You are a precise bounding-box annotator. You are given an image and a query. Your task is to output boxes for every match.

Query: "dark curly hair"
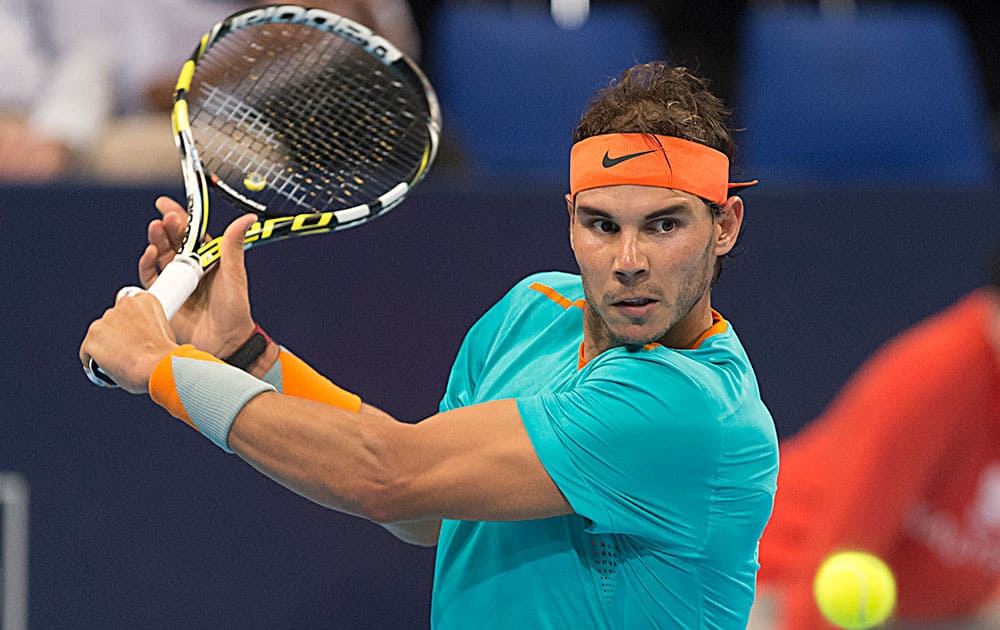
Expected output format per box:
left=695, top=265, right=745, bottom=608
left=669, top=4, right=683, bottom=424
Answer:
left=573, top=62, right=735, bottom=158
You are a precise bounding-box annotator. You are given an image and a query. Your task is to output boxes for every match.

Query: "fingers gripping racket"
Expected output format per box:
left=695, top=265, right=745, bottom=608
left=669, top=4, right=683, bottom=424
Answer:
left=86, top=4, right=440, bottom=387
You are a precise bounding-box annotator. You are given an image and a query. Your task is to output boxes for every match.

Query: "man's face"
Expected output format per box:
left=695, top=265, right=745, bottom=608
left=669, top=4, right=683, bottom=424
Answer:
left=568, top=185, right=741, bottom=352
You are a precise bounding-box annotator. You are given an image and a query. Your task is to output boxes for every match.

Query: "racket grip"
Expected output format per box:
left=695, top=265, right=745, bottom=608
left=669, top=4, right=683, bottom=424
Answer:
left=84, top=257, right=205, bottom=388
left=145, top=256, right=205, bottom=319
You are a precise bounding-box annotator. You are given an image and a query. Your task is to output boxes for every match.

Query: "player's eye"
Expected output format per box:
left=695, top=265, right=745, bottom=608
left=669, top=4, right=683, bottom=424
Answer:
left=590, top=219, right=618, bottom=233
left=650, top=218, right=678, bottom=233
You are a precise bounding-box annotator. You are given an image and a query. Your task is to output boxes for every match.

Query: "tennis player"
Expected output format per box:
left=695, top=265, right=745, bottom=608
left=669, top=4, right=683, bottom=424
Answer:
left=80, top=62, right=778, bottom=628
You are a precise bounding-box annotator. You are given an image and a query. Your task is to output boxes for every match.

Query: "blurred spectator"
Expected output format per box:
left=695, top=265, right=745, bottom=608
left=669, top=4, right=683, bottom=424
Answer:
left=0, top=0, right=233, bottom=181
left=0, top=0, right=420, bottom=183
left=749, top=251, right=1000, bottom=628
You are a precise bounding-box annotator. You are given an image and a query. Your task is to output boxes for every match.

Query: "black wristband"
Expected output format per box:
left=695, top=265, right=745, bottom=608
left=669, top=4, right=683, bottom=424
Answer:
left=223, top=324, right=272, bottom=371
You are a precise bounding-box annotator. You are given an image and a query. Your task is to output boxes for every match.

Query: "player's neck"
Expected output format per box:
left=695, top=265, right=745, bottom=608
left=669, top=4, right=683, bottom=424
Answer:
left=655, top=293, right=715, bottom=350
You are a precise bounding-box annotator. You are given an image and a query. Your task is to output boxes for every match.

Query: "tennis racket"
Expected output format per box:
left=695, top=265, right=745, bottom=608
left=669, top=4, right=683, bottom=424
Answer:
left=85, top=4, right=440, bottom=387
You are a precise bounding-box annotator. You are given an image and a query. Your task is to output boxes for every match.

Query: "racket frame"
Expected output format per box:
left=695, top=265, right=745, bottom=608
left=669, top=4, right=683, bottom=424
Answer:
left=173, top=4, right=440, bottom=274
left=84, top=4, right=440, bottom=387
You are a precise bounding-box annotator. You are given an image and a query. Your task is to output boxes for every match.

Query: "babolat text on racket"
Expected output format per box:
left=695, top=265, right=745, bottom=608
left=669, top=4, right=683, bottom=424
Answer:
left=85, top=4, right=440, bottom=387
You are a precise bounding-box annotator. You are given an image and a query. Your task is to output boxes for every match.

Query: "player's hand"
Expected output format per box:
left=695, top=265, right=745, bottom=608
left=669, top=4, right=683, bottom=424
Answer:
left=79, top=292, right=178, bottom=394
left=139, top=196, right=258, bottom=358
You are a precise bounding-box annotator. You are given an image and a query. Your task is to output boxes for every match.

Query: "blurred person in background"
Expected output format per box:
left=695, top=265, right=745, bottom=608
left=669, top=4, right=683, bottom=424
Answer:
left=0, top=0, right=420, bottom=182
left=749, top=247, right=1000, bottom=629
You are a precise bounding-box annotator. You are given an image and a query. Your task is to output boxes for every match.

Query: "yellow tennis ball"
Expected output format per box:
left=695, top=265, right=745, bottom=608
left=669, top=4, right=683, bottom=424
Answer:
left=814, top=551, right=896, bottom=629
left=244, top=172, right=267, bottom=192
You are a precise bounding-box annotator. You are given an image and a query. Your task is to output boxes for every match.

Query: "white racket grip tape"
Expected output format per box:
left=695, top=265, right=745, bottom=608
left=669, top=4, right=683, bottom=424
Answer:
left=85, top=256, right=204, bottom=387
left=143, top=256, right=205, bottom=319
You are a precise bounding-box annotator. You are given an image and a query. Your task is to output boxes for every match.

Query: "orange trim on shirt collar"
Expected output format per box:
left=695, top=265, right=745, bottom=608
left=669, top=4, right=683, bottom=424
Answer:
left=530, top=282, right=728, bottom=365
left=689, top=310, right=729, bottom=349
left=581, top=310, right=728, bottom=366
left=529, top=282, right=586, bottom=310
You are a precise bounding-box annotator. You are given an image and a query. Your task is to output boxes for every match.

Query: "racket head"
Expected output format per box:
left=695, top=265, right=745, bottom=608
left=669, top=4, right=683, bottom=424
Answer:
left=172, top=5, right=441, bottom=265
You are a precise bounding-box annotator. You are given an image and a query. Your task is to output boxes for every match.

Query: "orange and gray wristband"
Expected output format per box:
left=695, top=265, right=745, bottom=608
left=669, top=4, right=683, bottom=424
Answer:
left=260, top=347, right=362, bottom=412
left=223, top=325, right=362, bottom=413
left=150, top=344, right=363, bottom=452
left=149, top=345, right=275, bottom=452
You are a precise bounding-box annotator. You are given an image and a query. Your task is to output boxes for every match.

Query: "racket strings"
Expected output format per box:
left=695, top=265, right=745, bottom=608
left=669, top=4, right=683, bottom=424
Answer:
left=264, top=32, right=427, bottom=201
left=188, top=22, right=430, bottom=216
left=192, top=25, right=326, bottom=211
left=305, top=53, right=426, bottom=197
left=197, top=86, right=284, bottom=174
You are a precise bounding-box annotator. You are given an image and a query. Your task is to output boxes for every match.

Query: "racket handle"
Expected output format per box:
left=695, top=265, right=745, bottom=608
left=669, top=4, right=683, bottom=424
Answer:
left=85, top=257, right=205, bottom=388
left=144, top=256, right=205, bottom=319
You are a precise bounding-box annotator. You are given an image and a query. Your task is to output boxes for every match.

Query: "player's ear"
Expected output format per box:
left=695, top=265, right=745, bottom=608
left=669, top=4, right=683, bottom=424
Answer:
left=714, top=196, right=744, bottom=256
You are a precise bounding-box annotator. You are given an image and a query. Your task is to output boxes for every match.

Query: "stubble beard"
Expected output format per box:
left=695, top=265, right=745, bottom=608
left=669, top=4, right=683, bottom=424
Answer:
left=583, top=238, right=716, bottom=351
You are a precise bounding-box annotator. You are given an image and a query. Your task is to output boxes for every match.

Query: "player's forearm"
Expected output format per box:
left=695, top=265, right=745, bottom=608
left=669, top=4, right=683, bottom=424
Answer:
left=250, top=346, right=436, bottom=542
left=146, top=345, right=417, bottom=522
left=229, top=396, right=441, bottom=547
left=228, top=391, right=415, bottom=523
left=148, top=347, right=569, bottom=527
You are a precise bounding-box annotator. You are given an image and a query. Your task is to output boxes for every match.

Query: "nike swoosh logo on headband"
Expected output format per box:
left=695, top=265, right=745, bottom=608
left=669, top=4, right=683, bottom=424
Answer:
left=602, top=149, right=656, bottom=168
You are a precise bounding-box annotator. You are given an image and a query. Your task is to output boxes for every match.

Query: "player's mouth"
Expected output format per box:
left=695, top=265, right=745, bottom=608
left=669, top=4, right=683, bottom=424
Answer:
left=611, top=296, right=658, bottom=318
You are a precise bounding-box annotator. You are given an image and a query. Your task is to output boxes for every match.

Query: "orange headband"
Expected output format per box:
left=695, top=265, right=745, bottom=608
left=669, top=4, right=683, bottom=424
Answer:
left=569, top=133, right=757, bottom=204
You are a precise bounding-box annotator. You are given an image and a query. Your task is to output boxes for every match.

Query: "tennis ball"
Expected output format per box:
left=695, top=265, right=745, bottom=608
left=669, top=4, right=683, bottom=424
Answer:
left=244, top=172, right=267, bottom=192
left=814, top=551, right=896, bottom=629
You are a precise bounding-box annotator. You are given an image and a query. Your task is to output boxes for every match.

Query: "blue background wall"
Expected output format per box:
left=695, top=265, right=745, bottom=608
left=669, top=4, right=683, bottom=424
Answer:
left=2, top=176, right=999, bottom=627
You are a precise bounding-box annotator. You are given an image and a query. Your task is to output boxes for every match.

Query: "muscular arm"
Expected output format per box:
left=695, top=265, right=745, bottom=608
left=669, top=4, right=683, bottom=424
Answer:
left=245, top=346, right=468, bottom=546
left=228, top=394, right=572, bottom=531
left=84, top=209, right=571, bottom=545
left=344, top=401, right=441, bottom=547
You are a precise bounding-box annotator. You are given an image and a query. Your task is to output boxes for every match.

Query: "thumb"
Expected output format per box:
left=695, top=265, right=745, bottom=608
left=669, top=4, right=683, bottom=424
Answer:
left=219, top=214, right=258, bottom=275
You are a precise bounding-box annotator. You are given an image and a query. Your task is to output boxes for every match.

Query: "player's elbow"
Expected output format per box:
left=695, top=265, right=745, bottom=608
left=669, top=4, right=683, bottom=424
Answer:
left=342, top=423, right=425, bottom=525
left=355, top=459, right=433, bottom=525
left=352, top=475, right=423, bottom=525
